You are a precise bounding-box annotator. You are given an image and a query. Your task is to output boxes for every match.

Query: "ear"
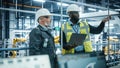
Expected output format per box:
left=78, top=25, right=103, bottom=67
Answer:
left=68, top=13, right=72, bottom=17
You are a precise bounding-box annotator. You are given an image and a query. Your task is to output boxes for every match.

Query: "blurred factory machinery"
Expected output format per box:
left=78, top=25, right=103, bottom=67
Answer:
left=0, top=0, right=120, bottom=68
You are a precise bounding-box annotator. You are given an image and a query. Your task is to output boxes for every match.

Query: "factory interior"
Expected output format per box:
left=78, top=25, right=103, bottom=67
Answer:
left=0, top=0, right=120, bottom=68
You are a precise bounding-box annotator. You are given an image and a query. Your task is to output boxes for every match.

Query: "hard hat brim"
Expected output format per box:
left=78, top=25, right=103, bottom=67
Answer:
left=40, top=14, right=52, bottom=17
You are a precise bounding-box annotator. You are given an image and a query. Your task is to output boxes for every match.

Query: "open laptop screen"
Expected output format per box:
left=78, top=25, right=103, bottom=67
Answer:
left=68, top=33, right=87, bottom=45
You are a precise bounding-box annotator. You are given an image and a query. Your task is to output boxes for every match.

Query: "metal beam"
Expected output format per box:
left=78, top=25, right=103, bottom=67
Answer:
left=4, top=2, right=41, bottom=9
left=81, top=11, right=119, bottom=18
left=59, top=0, right=108, bottom=10
left=0, top=7, right=36, bottom=14
left=0, top=8, right=119, bottom=18
left=0, top=47, right=30, bottom=51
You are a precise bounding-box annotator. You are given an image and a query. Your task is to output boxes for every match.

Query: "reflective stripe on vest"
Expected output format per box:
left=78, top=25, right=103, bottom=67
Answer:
left=62, top=22, right=93, bottom=54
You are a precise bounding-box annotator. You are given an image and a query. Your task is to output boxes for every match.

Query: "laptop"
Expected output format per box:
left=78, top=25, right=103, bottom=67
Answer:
left=68, top=33, right=86, bottom=46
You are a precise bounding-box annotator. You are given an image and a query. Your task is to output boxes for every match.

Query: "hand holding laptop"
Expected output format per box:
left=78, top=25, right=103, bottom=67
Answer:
left=65, top=44, right=78, bottom=50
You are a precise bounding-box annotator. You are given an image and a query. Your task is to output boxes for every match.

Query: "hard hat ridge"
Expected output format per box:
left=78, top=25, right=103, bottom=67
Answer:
left=66, top=4, right=80, bottom=13
left=35, top=8, right=52, bottom=22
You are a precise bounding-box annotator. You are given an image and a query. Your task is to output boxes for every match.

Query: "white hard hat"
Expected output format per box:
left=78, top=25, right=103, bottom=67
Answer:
left=66, top=4, right=80, bottom=13
left=35, top=8, right=52, bottom=22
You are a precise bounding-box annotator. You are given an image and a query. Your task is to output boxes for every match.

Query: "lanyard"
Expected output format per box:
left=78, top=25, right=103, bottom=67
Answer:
left=72, top=24, right=79, bottom=33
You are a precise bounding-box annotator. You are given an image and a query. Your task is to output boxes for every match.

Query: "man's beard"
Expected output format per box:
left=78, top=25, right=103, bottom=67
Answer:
left=71, top=16, right=79, bottom=23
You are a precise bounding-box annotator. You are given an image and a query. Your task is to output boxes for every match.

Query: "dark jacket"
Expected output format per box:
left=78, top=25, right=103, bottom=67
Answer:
left=29, top=25, right=57, bottom=68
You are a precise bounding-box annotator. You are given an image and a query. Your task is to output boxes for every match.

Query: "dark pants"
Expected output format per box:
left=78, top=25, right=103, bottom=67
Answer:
left=50, top=55, right=58, bottom=68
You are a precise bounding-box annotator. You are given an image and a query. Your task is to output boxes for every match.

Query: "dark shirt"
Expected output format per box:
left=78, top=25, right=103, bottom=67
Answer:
left=89, top=21, right=105, bottom=34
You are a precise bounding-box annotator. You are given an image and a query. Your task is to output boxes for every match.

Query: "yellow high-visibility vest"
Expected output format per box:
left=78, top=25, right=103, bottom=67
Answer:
left=62, top=21, right=93, bottom=54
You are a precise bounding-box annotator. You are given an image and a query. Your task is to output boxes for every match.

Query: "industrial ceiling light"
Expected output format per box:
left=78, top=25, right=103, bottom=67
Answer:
left=57, top=2, right=69, bottom=6
left=26, top=16, right=30, bottom=18
left=115, top=9, right=120, bottom=11
left=34, top=0, right=46, bottom=3
left=88, top=8, right=96, bottom=11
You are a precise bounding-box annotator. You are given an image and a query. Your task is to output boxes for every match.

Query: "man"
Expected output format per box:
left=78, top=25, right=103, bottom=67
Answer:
left=29, top=8, right=57, bottom=68
left=62, top=4, right=111, bottom=54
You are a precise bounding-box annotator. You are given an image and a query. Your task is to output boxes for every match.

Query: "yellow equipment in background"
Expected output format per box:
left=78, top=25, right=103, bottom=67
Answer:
left=103, top=37, right=119, bottom=55
left=10, top=38, right=26, bottom=58
left=103, top=45, right=113, bottom=55
left=54, top=36, right=59, bottom=44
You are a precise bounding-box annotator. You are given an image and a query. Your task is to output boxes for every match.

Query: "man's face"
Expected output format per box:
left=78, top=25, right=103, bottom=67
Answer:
left=39, top=16, right=51, bottom=27
left=68, top=11, right=79, bottom=22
